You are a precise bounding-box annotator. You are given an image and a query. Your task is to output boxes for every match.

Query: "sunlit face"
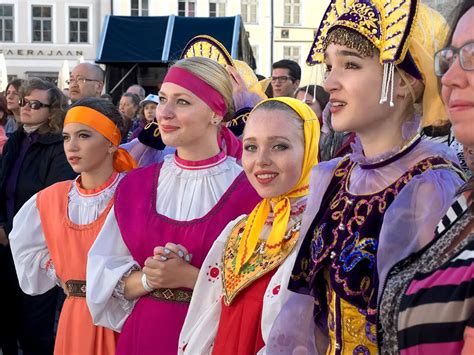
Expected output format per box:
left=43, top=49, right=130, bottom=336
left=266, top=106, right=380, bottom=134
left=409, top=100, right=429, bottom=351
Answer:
left=296, top=91, right=323, bottom=118
left=156, top=82, right=216, bottom=149
left=63, top=122, right=115, bottom=174
left=119, top=96, right=138, bottom=120
left=143, top=102, right=157, bottom=122
left=323, top=44, right=395, bottom=134
left=242, top=109, right=304, bottom=199
left=271, top=68, right=299, bottom=97
left=20, top=89, right=50, bottom=126
left=441, top=8, right=474, bottom=147
left=69, top=64, right=103, bottom=102
left=6, top=85, right=20, bottom=112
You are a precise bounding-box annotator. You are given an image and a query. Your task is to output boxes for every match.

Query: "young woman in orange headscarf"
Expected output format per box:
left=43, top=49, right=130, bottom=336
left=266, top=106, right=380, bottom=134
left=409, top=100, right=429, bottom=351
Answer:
left=9, top=97, right=136, bottom=355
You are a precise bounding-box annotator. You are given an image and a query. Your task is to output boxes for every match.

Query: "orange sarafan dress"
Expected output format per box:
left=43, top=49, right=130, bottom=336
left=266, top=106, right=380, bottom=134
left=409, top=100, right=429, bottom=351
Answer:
left=9, top=175, right=120, bottom=355
left=37, top=180, right=118, bottom=354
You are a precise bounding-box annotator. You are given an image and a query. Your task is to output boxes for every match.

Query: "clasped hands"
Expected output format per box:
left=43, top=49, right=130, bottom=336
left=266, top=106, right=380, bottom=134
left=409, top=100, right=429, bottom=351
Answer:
left=142, top=242, right=198, bottom=290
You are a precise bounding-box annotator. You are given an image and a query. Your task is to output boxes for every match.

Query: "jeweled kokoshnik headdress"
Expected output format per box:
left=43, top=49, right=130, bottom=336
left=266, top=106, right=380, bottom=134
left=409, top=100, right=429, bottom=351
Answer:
left=180, top=35, right=270, bottom=100
left=307, top=0, right=449, bottom=127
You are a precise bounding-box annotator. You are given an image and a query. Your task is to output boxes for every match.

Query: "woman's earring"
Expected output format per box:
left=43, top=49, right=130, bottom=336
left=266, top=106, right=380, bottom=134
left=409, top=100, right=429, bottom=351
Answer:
left=211, top=113, right=221, bottom=125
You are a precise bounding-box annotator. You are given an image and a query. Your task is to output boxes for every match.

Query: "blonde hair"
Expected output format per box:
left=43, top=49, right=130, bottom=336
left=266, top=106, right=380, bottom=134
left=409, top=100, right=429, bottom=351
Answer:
left=173, top=57, right=235, bottom=122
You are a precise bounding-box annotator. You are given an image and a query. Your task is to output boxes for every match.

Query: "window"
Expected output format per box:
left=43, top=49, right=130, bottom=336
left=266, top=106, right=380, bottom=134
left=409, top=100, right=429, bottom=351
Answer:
left=209, top=0, right=225, bottom=17
left=69, top=7, right=88, bottom=43
left=131, top=0, right=149, bottom=16
left=178, top=0, right=195, bottom=17
left=283, top=46, right=300, bottom=64
left=0, top=5, right=13, bottom=42
left=284, top=0, right=300, bottom=25
left=32, top=6, right=52, bottom=42
left=241, top=0, right=257, bottom=24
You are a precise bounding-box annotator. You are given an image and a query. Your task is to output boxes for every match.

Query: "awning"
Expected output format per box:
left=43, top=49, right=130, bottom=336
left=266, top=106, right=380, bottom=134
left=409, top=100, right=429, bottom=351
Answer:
left=96, top=15, right=255, bottom=68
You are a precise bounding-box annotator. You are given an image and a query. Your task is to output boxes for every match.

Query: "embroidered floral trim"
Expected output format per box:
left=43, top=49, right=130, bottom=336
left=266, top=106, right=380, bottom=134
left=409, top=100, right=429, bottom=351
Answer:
left=291, top=155, right=456, bottom=326
left=264, top=199, right=307, bottom=226
left=222, top=217, right=301, bottom=305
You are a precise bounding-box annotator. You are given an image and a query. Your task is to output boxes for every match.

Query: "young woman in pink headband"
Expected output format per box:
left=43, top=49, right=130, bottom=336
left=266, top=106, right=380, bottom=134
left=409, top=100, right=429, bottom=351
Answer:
left=86, top=57, right=260, bottom=355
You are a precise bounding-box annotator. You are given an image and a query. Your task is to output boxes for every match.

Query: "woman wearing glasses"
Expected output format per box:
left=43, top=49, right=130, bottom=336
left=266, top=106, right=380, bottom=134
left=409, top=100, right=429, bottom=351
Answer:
left=378, top=1, right=474, bottom=353
left=0, top=78, right=76, bottom=354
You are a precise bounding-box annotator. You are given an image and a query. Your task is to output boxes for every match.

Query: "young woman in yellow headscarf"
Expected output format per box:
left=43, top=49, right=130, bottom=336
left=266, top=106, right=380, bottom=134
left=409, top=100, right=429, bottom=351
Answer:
left=179, top=97, right=319, bottom=354
left=9, top=97, right=136, bottom=355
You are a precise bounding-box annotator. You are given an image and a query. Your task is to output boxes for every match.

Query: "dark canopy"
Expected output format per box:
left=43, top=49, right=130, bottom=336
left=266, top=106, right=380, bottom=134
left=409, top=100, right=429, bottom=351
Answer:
left=96, top=15, right=255, bottom=68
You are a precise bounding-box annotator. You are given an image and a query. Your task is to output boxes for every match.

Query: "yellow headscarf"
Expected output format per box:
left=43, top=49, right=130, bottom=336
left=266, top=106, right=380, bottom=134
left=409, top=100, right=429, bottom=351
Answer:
left=234, top=97, right=320, bottom=274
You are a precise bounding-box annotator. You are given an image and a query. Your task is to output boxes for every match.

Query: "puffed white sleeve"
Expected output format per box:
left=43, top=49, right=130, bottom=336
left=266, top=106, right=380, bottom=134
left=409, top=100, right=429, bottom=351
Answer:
left=9, top=194, right=57, bottom=295
left=178, top=215, right=246, bottom=354
left=86, top=206, right=140, bottom=332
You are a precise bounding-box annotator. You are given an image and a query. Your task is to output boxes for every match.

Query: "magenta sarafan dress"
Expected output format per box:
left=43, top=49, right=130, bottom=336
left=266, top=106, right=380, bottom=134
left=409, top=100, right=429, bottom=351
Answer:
left=113, top=162, right=260, bottom=355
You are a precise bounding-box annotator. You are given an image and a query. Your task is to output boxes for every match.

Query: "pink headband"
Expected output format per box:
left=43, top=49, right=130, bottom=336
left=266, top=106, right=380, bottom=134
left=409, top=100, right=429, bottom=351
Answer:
left=163, top=66, right=227, bottom=117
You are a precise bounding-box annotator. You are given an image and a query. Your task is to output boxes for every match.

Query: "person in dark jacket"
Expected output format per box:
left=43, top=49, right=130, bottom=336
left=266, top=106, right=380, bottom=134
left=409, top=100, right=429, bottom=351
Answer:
left=0, top=78, right=76, bottom=355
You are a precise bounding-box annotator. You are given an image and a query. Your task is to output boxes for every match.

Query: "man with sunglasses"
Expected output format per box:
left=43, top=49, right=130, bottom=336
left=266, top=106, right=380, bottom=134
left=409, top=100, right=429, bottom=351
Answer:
left=270, top=59, right=301, bottom=98
left=67, top=63, right=104, bottom=103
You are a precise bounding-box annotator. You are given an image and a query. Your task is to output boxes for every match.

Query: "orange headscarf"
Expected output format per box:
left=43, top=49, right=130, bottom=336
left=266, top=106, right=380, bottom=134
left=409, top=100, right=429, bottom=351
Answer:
left=64, top=106, right=137, bottom=172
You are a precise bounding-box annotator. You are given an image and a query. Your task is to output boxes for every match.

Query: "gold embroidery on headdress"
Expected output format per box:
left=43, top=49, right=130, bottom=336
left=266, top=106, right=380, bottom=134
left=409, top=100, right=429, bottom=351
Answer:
left=180, top=35, right=269, bottom=99
left=307, top=0, right=449, bottom=125
left=325, top=27, right=376, bottom=58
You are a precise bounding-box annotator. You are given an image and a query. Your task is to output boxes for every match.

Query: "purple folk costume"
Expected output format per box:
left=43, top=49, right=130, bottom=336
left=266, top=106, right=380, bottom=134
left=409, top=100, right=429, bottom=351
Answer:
left=266, top=137, right=465, bottom=354
left=264, top=1, right=465, bottom=353
left=87, top=153, right=260, bottom=355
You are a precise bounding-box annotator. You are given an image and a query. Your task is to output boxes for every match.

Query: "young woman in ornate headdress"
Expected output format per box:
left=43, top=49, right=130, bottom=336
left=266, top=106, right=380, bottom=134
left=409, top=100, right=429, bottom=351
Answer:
left=86, top=57, right=261, bottom=355
left=9, top=98, right=136, bottom=354
left=178, top=97, right=319, bottom=354
left=266, top=1, right=466, bottom=354
left=378, top=1, right=474, bottom=353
